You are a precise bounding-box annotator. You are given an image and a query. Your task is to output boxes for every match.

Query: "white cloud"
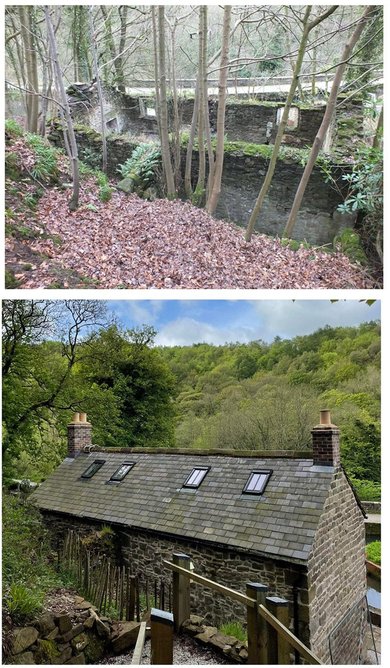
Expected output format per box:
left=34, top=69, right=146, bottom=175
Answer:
left=155, top=317, right=256, bottom=347
left=248, top=300, right=380, bottom=340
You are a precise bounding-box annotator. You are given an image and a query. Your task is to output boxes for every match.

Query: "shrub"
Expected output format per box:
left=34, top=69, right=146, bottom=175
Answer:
left=25, top=133, right=59, bottom=182
left=366, top=541, right=381, bottom=565
left=219, top=621, right=247, bottom=642
left=118, top=143, right=161, bottom=193
left=349, top=477, right=381, bottom=501
left=5, top=119, right=24, bottom=138
left=2, top=494, right=61, bottom=622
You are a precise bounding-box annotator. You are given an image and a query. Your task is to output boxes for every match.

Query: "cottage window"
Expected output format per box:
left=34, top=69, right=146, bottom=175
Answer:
left=81, top=459, right=105, bottom=479
left=243, top=470, right=272, bottom=495
left=108, top=462, right=135, bottom=483
left=183, top=467, right=210, bottom=489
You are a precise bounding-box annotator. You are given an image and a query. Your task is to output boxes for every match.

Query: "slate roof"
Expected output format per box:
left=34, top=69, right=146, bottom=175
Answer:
left=31, top=450, right=336, bottom=564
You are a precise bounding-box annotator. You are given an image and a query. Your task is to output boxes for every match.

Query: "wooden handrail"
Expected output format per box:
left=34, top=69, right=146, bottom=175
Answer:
left=258, top=604, right=321, bottom=664
left=163, top=560, right=256, bottom=607
left=163, top=559, right=322, bottom=665
left=131, top=621, right=147, bottom=665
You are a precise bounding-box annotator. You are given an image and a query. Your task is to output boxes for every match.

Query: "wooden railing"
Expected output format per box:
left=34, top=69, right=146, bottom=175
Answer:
left=164, top=554, right=322, bottom=665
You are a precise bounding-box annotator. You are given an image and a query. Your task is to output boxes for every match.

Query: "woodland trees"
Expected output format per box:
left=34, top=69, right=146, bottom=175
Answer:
left=4, top=6, right=383, bottom=264
left=3, top=304, right=380, bottom=500
left=2, top=301, right=176, bottom=479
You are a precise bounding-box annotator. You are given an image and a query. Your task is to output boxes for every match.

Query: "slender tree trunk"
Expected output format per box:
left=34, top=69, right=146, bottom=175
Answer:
left=201, top=8, right=214, bottom=198
left=195, top=6, right=207, bottom=204
left=372, top=106, right=383, bottom=149
left=184, top=82, right=199, bottom=198
left=170, top=20, right=181, bottom=189
left=115, top=6, right=128, bottom=92
left=206, top=6, right=232, bottom=215
left=245, top=5, right=338, bottom=242
left=19, top=6, right=39, bottom=132
left=89, top=6, right=107, bottom=173
left=283, top=6, right=373, bottom=238
left=151, top=7, right=161, bottom=138
left=156, top=6, right=176, bottom=199
left=45, top=6, right=80, bottom=211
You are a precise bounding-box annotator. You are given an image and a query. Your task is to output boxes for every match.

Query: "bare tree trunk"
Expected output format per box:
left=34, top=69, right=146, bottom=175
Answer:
left=169, top=19, right=181, bottom=189
left=245, top=6, right=338, bottom=242
left=19, top=6, right=39, bottom=132
left=373, top=106, right=383, bottom=149
left=195, top=6, right=207, bottom=205
left=88, top=6, right=107, bottom=173
left=184, top=82, right=199, bottom=199
left=45, top=6, right=80, bottom=211
left=151, top=7, right=161, bottom=138
left=156, top=6, right=176, bottom=199
left=206, top=6, right=232, bottom=215
left=283, top=6, right=373, bottom=238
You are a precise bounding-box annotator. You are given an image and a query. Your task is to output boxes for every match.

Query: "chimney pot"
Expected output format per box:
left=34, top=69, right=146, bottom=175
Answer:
left=320, top=409, right=331, bottom=426
left=68, top=412, right=92, bottom=457
left=311, top=410, right=340, bottom=467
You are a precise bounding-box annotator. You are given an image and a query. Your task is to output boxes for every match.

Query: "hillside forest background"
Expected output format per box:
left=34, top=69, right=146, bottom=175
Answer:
left=2, top=300, right=380, bottom=502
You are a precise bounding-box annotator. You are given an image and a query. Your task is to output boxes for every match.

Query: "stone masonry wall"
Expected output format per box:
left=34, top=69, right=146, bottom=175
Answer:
left=40, top=511, right=310, bottom=644
left=307, top=469, right=367, bottom=664
left=51, top=125, right=352, bottom=246
left=120, top=528, right=310, bottom=641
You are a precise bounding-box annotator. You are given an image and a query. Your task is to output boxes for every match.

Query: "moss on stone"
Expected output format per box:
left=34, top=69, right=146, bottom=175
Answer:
left=34, top=639, right=60, bottom=663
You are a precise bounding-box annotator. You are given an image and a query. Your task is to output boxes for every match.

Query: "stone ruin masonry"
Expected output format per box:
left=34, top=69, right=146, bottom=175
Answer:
left=48, top=123, right=354, bottom=246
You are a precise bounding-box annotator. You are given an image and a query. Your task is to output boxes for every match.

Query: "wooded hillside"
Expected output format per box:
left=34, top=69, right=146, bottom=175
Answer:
left=2, top=301, right=380, bottom=499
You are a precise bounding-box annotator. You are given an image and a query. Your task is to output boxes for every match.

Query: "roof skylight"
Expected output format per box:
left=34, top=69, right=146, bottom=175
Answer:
left=183, top=467, right=210, bottom=489
left=81, top=459, right=105, bottom=479
left=243, top=470, right=272, bottom=495
left=108, top=462, right=135, bottom=483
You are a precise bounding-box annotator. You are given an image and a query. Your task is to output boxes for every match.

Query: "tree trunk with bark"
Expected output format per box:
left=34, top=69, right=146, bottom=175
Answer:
left=245, top=5, right=338, bottom=242
left=206, top=6, right=232, bottom=215
left=156, top=6, right=176, bottom=199
left=283, top=6, right=373, bottom=239
left=18, top=6, right=39, bottom=132
left=45, top=6, right=80, bottom=211
left=88, top=6, right=107, bottom=173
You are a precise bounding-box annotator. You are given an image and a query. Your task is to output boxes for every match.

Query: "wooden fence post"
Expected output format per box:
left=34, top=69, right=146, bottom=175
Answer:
left=150, top=608, right=174, bottom=665
left=172, top=553, right=191, bottom=631
left=246, top=582, right=269, bottom=664
left=266, top=596, right=291, bottom=664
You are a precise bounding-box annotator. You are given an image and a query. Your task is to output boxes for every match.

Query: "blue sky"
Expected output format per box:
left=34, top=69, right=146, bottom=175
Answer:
left=107, top=300, right=380, bottom=346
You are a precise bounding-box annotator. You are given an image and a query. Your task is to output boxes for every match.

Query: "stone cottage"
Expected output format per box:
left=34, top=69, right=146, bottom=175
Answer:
left=32, top=410, right=367, bottom=664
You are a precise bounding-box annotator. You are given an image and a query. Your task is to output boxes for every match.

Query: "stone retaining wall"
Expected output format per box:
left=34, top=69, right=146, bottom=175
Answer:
left=49, top=124, right=353, bottom=245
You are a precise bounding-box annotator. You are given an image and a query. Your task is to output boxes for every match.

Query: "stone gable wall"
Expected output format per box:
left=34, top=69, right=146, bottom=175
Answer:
left=307, top=469, right=367, bottom=663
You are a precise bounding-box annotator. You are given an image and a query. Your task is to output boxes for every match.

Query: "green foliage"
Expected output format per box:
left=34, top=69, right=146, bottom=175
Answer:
left=158, top=322, right=380, bottom=488
left=5, top=269, right=21, bottom=288
left=350, top=477, right=381, bottom=501
left=337, top=147, right=383, bottom=216
left=366, top=541, right=381, bottom=565
left=219, top=621, right=247, bottom=642
left=25, top=133, right=59, bottom=182
left=2, top=494, right=62, bottom=622
left=5, top=119, right=24, bottom=137
left=99, top=183, right=113, bottom=202
left=79, top=146, right=101, bottom=171
left=118, top=143, right=162, bottom=193
left=333, top=228, right=368, bottom=265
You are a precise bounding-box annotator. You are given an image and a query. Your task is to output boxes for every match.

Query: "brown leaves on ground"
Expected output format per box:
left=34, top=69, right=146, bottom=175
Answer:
left=8, top=180, right=373, bottom=289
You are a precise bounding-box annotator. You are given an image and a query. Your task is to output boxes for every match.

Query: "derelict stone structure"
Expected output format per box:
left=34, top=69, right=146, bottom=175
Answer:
left=32, top=410, right=367, bottom=664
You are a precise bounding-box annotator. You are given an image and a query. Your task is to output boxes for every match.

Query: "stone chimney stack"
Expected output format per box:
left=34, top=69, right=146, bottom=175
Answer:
left=311, top=409, right=340, bottom=467
left=67, top=412, right=92, bottom=458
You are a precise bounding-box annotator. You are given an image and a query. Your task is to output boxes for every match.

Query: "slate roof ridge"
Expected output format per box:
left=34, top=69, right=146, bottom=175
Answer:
left=94, top=447, right=313, bottom=459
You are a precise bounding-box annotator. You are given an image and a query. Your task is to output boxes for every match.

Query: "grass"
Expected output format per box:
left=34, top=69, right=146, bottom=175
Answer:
left=2, top=493, right=63, bottom=622
left=366, top=541, right=381, bottom=565
left=219, top=620, right=247, bottom=642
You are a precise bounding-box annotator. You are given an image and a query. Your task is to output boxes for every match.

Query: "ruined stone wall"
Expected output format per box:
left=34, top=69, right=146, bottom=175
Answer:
left=49, top=125, right=352, bottom=245
left=307, top=469, right=367, bottom=664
